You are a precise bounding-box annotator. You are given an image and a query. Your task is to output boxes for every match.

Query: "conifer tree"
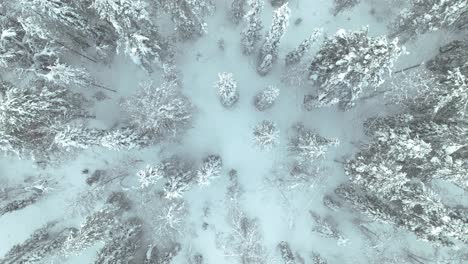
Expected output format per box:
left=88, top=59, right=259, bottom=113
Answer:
left=308, top=28, right=401, bottom=110
left=257, top=3, right=290, bottom=76
left=240, top=0, right=264, bottom=55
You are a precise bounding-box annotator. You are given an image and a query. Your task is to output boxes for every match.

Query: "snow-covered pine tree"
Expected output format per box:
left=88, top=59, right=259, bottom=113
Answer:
left=0, top=176, right=55, bottom=217
left=37, top=60, right=94, bottom=88
left=90, top=0, right=170, bottom=72
left=0, top=14, right=39, bottom=69
left=240, top=0, right=264, bottom=55
left=308, top=28, right=401, bottom=110
left=153, top=199, right=187, bottom=236
left=309, top=211, right=347, bottom=243
left=231, top=0, right=247, bottom=25
left=220, top=209, right=268, bottom=264
left=277, top=241, right=296, bottom=264
left=216, top=72, right=239, bottom=108
left=137, top=164, right=165, bottom=189
left=94, top=217, right=143, bottom=264
left=285, top=29, right=322, bottom=66
left=331, top=0, right=360, bottom=16
left=121, top=81, right=193, bottom=142
left=197, top=154, right=223, bottom=186
left=254, top=85, right=280, bottom=111
left=53, top=126, right=146, bottom=152
left=288, top=123, right=339, bottom=165
left=426, top=38, right=468, bottom=77
left=0, top=80, right=85, bottom=158
left=389, top=0, right=468, bottom=43
left=270, top=0, right=288, bottom=7
left=161, top=156, right=196, bottom=199
left=157, top=0, right=214, bottom=40
left=144, top=242, right=182, bottom=264
left=257, top=3, right=290, bottom=76
left=0, top=221, right=76, bottom=264
left=19, top=0, right=90, bottom=47
left=63, top=208, right=120, bottom=255
left=253, top=120, right=280, bottom=150
left=311, top=252, right=328, bottom=264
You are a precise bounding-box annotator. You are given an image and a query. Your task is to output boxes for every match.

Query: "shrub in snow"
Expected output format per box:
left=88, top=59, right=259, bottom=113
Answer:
left=257, top=3, right=290, bottom=75
left=389, top=0, right=468, bottom=43
left=241, top=0, right=264, bottom=55
left=216, top=72, right=239, bottom=108
left=331, top=0, right=360, bottom=16
left=308, top=28, right=402, bottom=110
left=254, top=85, right=280, bottom=111
left=197, top=154, right=223, bottom=186
left=253, top=120, right=280, bottom=150
left=121, top=81, right=193, bottom=142
left=285, top=28, right=322, bottom=66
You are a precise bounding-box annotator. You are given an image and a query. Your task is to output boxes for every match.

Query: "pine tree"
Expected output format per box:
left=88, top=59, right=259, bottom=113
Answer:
left=311, top=252, right=328, bottom=264
left=257, top=3, right=290, bottom=76
left=331, top=0, right=360, bottom=16
left=308, top=28, right=401, bottom=110
left=94, top=217, right=143, bottom=264
left=285, top=29, right=322, bottom=66
left=157, top=0, right=214, bottom=40
left=253, top=120, right=280, bottom=150
left=288, top=123, right=339, bottom=165
left=90, top=0, right=170, bottom=72
left=197, top=154, right=223, bottom=186
left=0, top=81, right=85, bottom=158
left=240, top=0, right=264, bottom=55
left=144, top=242, right=181, bottom=264
left=136, top=164, right=165, bottom=189
left=0, top=176, right=55, bottom=217
left=426, top=38, right=468, bottom=77
left=0, top=221, right=76, bottom=264
left=121, top=81, right=193, bottom=142
left=389, top=0, right=468, bottom=43
left=277, top=241, right=296, bottom=264
left=216, top=72, right=239, bottom=108
left=270, top=0, right=288, bottom=7
left=309, top=211, right=347, bottom=243
left=254, top=85, right=280, bottom=111
left=53, top=126, right=146, bottom=151
left=161, top=156, right=196, bottom=199
left=230, top=0, right=247, bottom=25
